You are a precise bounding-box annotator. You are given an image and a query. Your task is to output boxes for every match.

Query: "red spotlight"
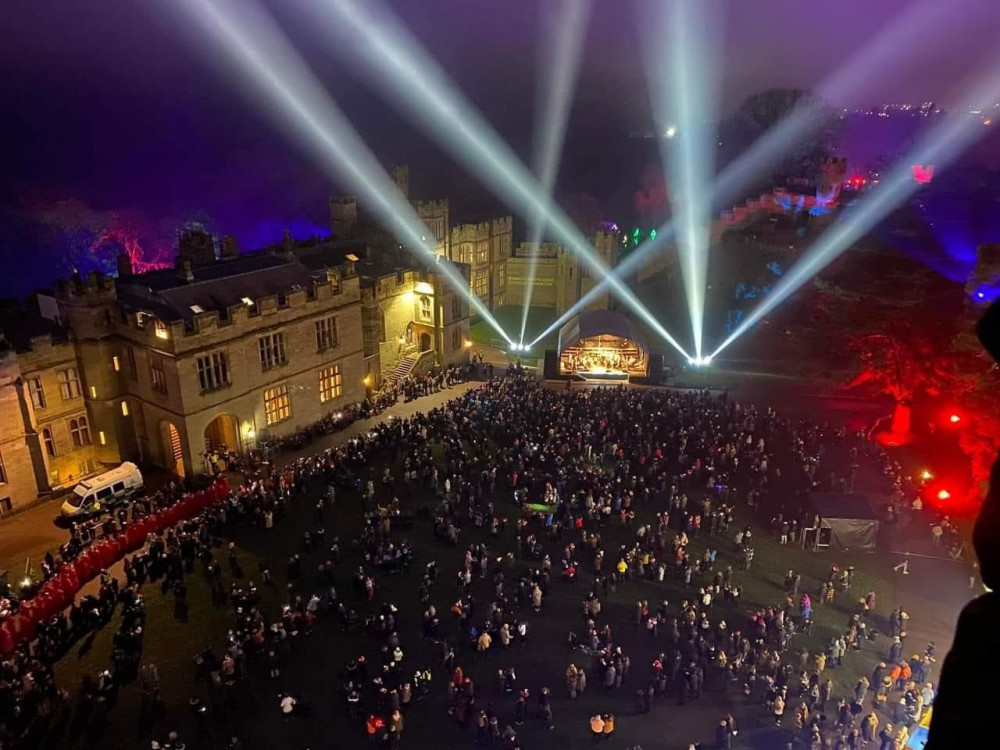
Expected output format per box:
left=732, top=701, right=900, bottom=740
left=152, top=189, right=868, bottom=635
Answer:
left=949, top=414, right=961, bottom=424
left=937, top=489, right=951, bottom=501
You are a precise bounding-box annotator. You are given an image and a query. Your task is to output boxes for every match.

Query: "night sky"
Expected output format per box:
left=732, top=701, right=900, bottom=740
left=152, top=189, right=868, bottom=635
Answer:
left=1, top=0, right=998, bottom=293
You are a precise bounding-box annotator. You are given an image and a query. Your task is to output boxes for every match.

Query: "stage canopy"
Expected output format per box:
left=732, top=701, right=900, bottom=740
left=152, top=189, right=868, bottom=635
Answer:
left=558, top=310, right=648, bottom=354
left=810, top=492, right=880, bottom=552
left=556, top=310, right=650, bottom=380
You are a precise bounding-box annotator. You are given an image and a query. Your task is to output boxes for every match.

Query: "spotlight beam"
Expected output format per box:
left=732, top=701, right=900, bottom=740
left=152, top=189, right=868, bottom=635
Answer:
left=309, top=0, right=691, bottom=361
left=170, top=0, right=513, bottom=345
left=535, top=0, right=964, bottom=346
left=520, top=0, right=592, bottom=346
left=643, top=0, right=721, bottom=359
left=711, top=66, right=1000, bottom=359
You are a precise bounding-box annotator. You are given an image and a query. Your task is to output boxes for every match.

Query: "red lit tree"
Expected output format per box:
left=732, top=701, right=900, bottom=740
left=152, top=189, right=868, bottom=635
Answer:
left=812, top=257, right=963, bottom=445
left=948, top=319, right=1000, bottom=492
left=841, top=332, right=948, bottom=445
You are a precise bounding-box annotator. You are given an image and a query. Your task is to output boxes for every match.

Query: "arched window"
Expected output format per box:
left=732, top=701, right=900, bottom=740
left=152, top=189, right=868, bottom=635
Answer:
left=419, top=295, right=432, bottom=320
left=69, top=416, right=91, bottom=447
left=42, top=427, right=56, bottom=457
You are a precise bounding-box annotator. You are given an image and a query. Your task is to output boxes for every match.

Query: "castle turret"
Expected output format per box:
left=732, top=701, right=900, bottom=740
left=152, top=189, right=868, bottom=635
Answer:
left=330, top=196, right=359, bottom=237
left=177, top=229, right=217, bottom=266
left=391, top=165, right=410, bottom=199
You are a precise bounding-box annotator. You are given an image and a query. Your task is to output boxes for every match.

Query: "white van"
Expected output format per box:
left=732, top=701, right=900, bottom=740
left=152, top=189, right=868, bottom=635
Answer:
left=61, top=462, right=144, bottom=518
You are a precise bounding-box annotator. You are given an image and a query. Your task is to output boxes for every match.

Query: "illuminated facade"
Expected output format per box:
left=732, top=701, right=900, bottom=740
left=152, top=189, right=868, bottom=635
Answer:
left=0, top=316, right=104, bottom=514
left=449, top=217, right=514, bottom=310
left=56, top=242, right=365, bottom=482
left=0, top=235, right=367, bottom=511
left=356, top=261, right=471, bottom=389
left=503, top=229, right=620, bottom=315
left=295, top=240, right=471, bottom=390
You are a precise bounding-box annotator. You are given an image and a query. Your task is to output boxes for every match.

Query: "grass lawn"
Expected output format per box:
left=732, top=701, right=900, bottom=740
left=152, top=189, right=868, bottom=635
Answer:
left=470, top=305, right=559, bottom=353
left=32, top=384, right=964, bottom=750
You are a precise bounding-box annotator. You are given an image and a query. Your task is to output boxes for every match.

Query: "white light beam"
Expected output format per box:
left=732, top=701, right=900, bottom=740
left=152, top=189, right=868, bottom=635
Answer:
left=170, top=0, right=513, bottom=345
left=309, top=0, right=691, bottom=360
left=712, top=64, right=1000, bottom=359
left=643, top=0, right=722, bottom=359
left=535, top=0, right=963, bottom=346
left=520, top=0, right=592, bottom=346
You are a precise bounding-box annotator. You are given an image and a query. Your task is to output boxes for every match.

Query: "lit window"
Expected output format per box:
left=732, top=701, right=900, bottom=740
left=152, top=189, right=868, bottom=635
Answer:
left=242, top=297, right=254, bottom=306
left=154, top=319, right=169, bottom=339
left=190, top=305, right=205, bottom=314
left=89, top=385, right=97, bottom=399
left=319, top=365, right=343, bottom=403
left=419, top=295, right=432, bottom=321
left=99, top=431, right=106, bottom=445
left=473, top=271, right=488, bottom=300
left=121, top=401, right=129, bottom=416
left=112, top=356, right=121, bottom=372
left=264, top=384, right=291, bottom=425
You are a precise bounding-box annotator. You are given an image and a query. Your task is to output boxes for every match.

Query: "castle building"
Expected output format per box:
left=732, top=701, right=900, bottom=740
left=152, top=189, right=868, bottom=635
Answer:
left=448, top=217, right=514, bottom=310
left=0, top=306, right=103, bottom=513
left=0, top=232, right=368, bottom=513
left=503, top=229, right=620, bottom=316
left=294, top=240, right=471, bottom=390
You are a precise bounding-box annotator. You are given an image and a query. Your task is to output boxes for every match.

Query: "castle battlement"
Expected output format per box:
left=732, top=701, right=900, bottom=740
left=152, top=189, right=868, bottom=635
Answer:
left=415, top=198, right=449, bottom=213
left=54, top=271, right=117, bottom=303
left=491, top=216, right=513, bottom=235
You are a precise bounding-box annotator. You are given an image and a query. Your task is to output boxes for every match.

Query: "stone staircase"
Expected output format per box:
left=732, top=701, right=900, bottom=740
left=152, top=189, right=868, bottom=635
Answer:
left=387, top=354, right=418, bottom=387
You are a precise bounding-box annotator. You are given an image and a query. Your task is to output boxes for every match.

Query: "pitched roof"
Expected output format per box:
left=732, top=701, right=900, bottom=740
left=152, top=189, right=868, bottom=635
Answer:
left=117, top=254, right=320, bottom=322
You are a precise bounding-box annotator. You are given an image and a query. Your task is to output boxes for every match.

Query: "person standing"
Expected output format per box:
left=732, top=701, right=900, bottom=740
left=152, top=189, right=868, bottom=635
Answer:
left=389, top=708, right=404, bottom=749
left=477, top=630, right=492, bottom=660
left=590, top=714, right=605, bottom=743
left=862, top=711, right=879, bottom=743
left=602, top=714, right=615, bottom=742
left=538, top=687, right=554, bottom=730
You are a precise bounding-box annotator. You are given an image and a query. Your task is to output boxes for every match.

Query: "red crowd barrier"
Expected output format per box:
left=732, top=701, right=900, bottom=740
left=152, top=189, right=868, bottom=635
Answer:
left=0, top=479, right=230, bottom=654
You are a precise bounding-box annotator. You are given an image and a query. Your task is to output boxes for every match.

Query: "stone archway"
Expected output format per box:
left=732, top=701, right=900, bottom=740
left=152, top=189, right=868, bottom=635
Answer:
left=159, top=420, right=186, bottom=478
left=419, top=331, right=432, bottom=352
left=204, top=414, right=241, bottom=455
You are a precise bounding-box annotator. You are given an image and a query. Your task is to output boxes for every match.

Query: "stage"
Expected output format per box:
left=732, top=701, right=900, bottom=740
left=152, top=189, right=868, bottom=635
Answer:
left=557, top=310, right=649, bottom=382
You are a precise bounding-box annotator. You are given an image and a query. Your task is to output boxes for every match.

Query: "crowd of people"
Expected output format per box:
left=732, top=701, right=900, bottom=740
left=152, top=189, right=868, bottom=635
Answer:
left=1, top=369, right=959, bottom=749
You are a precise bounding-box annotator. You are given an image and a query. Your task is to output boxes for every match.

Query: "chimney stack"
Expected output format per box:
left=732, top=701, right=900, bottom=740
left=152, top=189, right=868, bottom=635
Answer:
left=116, top=252, right=133, bottom=278
left=220, top=235, right=239, bottom=259
left=176, top=258, right=194, bottom=283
